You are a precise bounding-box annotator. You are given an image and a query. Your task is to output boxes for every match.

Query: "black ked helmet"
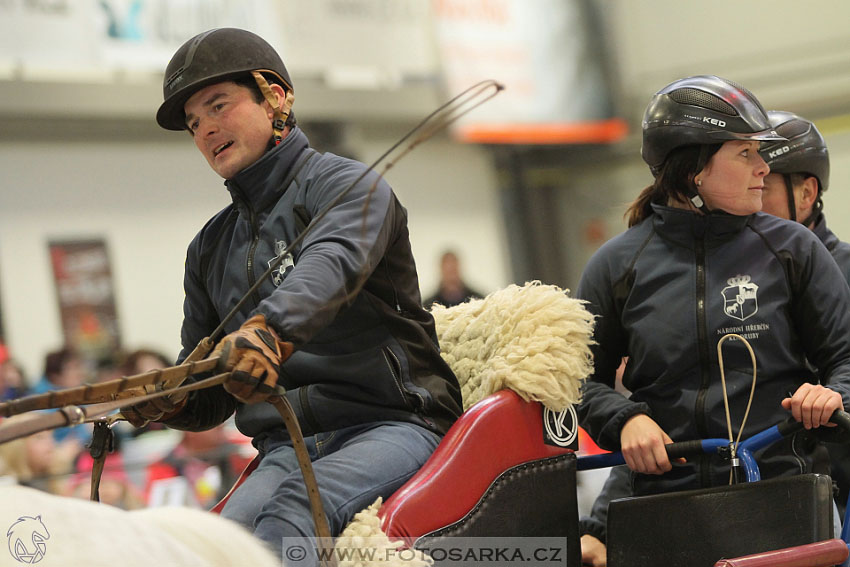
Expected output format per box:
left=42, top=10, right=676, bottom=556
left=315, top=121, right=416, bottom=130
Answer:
left=759, top=111, right=829, bottom=192
left=156, top=28, right=293, bottom=131
left=642, top=75, right=785, bottom=175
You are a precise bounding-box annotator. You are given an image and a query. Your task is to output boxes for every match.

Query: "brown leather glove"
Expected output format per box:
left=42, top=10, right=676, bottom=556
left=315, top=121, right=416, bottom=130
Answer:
left=212, top=314, right=294, bottom=404
left=117, top=384, right=188, bottom=428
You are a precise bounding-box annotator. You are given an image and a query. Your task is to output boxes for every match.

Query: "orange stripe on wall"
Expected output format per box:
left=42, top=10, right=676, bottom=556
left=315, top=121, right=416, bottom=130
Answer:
left=456, top=118, right=629, bottom=144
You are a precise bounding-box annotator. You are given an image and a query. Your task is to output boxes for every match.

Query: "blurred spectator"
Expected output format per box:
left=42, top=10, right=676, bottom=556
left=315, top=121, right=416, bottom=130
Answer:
left=423, top=250, right=483, bottom=309
left=32, top=347, right=88, bottom=392
left=119, top=348, right=171, bottom=377
left=67, top=452, right=144, bottom=510
left=118, top=348, right=172, bottom=437
left=1, top=359, right=29, bottom=401
left=144, top=424, right=248, bottom=509
left=0, top=428, right=80, bottom=494
left=94, top=352, right=125, bottom=384
left=31, top=347, right=92, bottom=445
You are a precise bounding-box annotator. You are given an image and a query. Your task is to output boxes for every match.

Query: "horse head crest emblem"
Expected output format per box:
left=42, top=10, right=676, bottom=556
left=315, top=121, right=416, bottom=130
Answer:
left=7, top=515, right=50, bottom=564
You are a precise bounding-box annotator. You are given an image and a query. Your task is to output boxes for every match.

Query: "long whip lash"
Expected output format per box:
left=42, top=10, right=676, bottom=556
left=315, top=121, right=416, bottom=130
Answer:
left=211, top=79, right=503, bottom=338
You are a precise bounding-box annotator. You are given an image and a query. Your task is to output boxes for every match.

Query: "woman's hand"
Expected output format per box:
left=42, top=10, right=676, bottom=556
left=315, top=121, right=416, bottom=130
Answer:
left=619, top=414, right=676, bottom=474
left=580, top=534, right=607, bottom=566
left=781, top=383, right=844, bottom=429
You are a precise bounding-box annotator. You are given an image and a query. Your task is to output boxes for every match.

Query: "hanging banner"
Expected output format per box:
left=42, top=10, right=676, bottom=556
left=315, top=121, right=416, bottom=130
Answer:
left=0, top=0, right=281, bottom=74
left=95, top=0, right=282, bottom=71
left=432, top=0, right=627, bottom=144
left=48, top=239, right=121, bottom=362
left=280, top=0, right=436, bottom=85
left=0, top=0, right=100, bottom=71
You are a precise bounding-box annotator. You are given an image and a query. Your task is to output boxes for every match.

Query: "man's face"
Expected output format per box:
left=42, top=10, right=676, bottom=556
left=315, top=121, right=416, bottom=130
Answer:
left=761, top=172, right=793, bottom=220
left=184, top=81, right=274, bottom=179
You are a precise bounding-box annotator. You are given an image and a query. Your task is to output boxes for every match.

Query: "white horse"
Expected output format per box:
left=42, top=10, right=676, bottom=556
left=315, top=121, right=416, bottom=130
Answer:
left=0, top=484, right=279, bottom=567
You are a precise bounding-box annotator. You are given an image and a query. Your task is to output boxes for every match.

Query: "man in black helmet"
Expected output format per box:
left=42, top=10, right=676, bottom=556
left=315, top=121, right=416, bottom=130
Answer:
left=122, top=28, right=462, bottom=564
left=760, top=111, right=850, bottom=282
left=760, top=111, right=850, bottom=519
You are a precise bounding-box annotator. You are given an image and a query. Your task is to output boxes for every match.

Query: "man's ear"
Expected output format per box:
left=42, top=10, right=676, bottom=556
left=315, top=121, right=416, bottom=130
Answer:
left=267, top=83, right=287, bottom=111
left=799, top=176, right=819, bottom=208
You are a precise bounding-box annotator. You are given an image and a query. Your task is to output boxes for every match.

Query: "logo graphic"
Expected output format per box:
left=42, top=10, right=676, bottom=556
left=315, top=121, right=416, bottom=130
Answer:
left=268, top=240, right=295, bottom=286
left=722, top=274, right=759, bottom=321
left=543, top=405, right=579, bottom=449
left=768, top=145, right=790, bottom=159
left=7, top=516, right=49, bottom=564
left=702, top=116, right=726, bottom=128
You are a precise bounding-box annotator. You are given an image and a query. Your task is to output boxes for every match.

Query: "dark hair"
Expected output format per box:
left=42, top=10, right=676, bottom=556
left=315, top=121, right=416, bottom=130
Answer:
left=119, top=349, right=171, bottom=376
left=627, top=143, right=722, bottom=227
left=43, top=347, right=79, bottom=381
left=233, top=74, right=297, bottom=128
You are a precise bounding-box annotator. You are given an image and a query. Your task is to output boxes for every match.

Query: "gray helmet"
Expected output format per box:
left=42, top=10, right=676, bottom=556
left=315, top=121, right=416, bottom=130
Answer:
left=156, top=28, right=293, bottom=131
left=642, top=75, right=785, bottom=174
left=759, top=111, right=829, bottom=192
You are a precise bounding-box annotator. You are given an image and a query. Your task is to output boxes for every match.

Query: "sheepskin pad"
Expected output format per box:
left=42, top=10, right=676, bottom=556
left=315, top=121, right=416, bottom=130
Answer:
left=333, top=497, right=432, bottom=566
left=333, top=281, right=594, bottom=565
left=432, top=280, right=594, bottom=411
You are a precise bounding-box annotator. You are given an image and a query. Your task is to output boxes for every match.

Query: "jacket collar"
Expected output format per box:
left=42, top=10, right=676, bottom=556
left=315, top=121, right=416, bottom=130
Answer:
left=225, top=126, right=310, bottom=211
left=811, top=213, right=838, bottom=252
left=650, top=202, right=750, bottom=247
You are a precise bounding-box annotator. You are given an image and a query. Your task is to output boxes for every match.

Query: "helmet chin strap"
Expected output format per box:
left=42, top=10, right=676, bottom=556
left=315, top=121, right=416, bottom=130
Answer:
left=252, top=70, right=294, bottom=145
left=782, top=174, right=798, bottom=222
left=785, top=173, right=822, bottom=228
left=801, top=198, right=822, bottom=228
left=689, top=178, right=712, bottom=214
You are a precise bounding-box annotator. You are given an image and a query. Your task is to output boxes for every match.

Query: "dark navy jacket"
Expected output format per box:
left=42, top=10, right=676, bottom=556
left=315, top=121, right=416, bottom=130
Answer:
left=577, top=203, right=850, bottom=495
left=166, top=127, right=462, bottom=441
left=813, top=213, right=850, bottom=286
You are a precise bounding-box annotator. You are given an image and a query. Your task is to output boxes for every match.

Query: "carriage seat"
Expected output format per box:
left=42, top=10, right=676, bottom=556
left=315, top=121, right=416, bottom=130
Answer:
left=378, top=388, right=582, bottom=566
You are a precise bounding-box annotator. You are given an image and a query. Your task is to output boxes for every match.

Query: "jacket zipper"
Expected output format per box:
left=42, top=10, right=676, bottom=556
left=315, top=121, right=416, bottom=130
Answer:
left=383, top=261, right=402, bottom=314
left=383, top=347, right=421, bottom=411
left=694, top=237, right=712, bottom=487
left=245, top=199, right=262, bottom=308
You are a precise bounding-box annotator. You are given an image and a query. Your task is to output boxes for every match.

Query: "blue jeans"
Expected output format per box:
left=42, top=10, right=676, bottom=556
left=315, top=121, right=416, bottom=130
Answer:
left=221, top=420, right=441, bottom=566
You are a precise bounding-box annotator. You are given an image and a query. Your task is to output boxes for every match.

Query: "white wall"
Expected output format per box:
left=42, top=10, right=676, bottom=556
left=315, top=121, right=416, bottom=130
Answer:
left=821, top=128, right=850, bottom=240
left=0, top=129, right=508, bottom=379
left=604, top=0, right=850, bottom=121
left=352, top=129, right=510, bottom=298
left=0, top=136, right=223, bottom=377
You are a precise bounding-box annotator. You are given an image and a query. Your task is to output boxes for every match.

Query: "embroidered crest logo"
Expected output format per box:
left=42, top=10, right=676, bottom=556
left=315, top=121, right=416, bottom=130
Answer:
left=722, top=274, right=759, bottom=321
left=7, top=516, right=49, bottom=564
left=267, top=240, right=295, bottom=287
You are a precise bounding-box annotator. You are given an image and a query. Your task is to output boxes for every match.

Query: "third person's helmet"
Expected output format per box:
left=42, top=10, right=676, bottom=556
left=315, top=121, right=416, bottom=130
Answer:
left=759, top=110, right=829, bottom=192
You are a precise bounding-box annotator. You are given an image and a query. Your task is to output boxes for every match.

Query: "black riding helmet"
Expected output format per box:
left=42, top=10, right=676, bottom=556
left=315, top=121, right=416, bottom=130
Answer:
left=642, top=75, right=785, bottom=174
left=759, top=111, right=829, bottom=191
left=156, top=28, right=293, bottom=132
left=758, top=111, right=829, bottom=224
left=641, top=75, right=785, bottom=212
